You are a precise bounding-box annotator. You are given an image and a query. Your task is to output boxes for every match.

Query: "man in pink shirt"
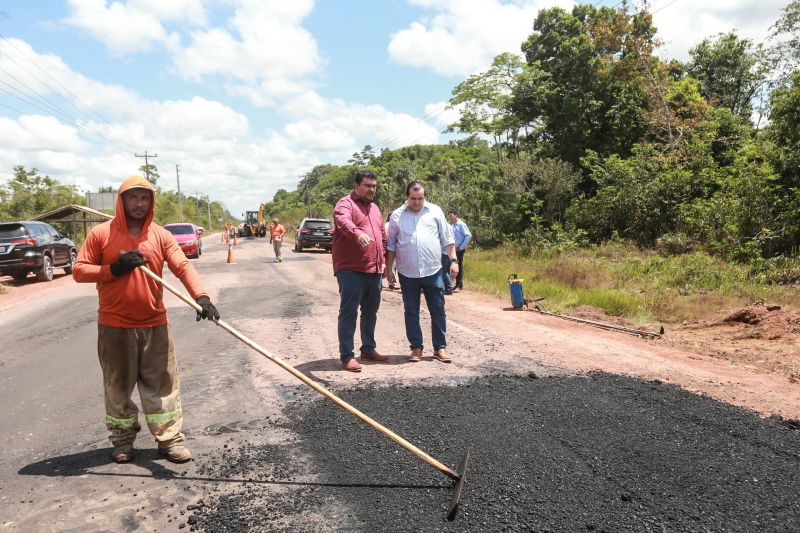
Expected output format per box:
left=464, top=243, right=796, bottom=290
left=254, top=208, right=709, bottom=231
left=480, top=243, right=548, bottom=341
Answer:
left=332, top=169, right=389, bottom=372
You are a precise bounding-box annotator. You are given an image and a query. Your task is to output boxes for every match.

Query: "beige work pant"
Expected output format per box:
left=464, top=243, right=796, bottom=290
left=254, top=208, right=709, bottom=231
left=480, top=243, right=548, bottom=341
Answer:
left=273, top=239, right=282, bottom=259
left=98, top=324, right=185, bottom=448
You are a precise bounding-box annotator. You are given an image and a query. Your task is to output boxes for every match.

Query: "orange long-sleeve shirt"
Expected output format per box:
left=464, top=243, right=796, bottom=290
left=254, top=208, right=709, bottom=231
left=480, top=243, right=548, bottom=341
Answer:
left=73, top=176, right=208, bottom=328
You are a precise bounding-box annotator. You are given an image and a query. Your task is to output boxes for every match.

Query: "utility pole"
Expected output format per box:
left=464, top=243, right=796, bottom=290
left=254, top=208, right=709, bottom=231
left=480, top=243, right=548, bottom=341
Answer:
left=135, top=150, right=158, bottom=183
left=175, top=165, right=183, bottom=222
left=300, top=174, right=310, bottom=217
left=207, top=196, right=212, bottom=230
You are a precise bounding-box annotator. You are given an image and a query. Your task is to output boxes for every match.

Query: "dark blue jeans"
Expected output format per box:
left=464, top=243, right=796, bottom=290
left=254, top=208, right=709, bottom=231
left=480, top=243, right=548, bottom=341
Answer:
left=455, top=249, right=465, bottom=288
left=398, top=270, right=447, bottom=350
left=441, top=254, right=453, bottom=292
left=336, top=270, right=382, bottom=361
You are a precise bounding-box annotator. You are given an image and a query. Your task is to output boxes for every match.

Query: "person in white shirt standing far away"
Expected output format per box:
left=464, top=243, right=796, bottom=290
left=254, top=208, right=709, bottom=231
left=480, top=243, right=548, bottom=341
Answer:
left=385, top=181, right=459, bottom=363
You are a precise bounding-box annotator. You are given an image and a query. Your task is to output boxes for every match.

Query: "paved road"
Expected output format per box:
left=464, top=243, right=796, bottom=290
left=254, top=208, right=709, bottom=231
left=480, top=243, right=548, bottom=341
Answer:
left=0, top=236, right=286, bottom=531
left=1, top=235, right=798, bottom=532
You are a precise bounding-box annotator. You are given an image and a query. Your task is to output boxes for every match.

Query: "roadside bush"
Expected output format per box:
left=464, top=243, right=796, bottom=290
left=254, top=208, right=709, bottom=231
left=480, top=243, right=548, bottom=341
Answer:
left=655, top=233, right=696, bottom=255
left=761, top=256, right=800, bottom=285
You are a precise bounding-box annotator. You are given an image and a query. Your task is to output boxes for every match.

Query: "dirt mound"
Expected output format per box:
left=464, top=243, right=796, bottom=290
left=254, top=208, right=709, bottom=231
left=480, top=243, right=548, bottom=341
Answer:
left=723, top=305, right=800, bottom=338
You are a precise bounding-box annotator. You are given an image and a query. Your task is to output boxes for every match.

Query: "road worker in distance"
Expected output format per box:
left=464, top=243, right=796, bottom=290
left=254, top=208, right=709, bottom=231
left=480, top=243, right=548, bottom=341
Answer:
left=269, top=218, right=286, bottom=263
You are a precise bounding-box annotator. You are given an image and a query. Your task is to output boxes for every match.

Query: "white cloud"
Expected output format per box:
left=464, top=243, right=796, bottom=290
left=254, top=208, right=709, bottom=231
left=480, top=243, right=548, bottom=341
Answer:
left=167, top=0, right=323, bottom=106
left=281, top=91, right=442, bottom=152
left=0, top=37, right=443, bottom=215
left=651, top=0, right=787, bottom=60
left=129, top=0, right=207, bottom=25
left=64, top=0, right=168, bottom=54
left=390, top=1, right=785, bottom=77
left=388, top=0, right=575, bottom=77
left=63, top=0, right=208, bottom=55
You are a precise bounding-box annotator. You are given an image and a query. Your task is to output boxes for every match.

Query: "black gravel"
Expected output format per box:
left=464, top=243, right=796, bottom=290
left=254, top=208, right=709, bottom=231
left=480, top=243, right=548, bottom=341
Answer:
left=189, top=373, right=800, bottom=532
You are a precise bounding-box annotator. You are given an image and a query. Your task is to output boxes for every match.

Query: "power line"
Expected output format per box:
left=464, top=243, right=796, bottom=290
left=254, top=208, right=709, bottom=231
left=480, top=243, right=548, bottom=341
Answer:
left=373, top=102, right=451, bottom=152
left=0, top=100, right=64, bottom=152
left=0, top=65, right=141, bottom=154
left=0, top=33, right=139, bottom=151
left=652, top=0, right=680, bottom=15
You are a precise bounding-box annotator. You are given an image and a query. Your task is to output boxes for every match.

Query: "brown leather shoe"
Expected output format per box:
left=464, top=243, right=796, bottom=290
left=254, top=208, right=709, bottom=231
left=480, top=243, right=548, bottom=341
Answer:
left=409, top=348, right=422, bottom=362
left=360, top=350, right=389, bottom=363
left=112, top=444, right=135, bottom=463
left=342, top=358, right=362, bottom=372
left=433, top=348, right=452, bottom=363
left=158, top=445, right=193, bottom=463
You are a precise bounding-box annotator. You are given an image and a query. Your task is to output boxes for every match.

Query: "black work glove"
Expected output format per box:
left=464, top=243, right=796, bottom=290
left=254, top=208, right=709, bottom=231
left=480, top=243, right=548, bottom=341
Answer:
left=196, top=296, right=220, bottom=321
left=110, top=250, right=147, bottom=277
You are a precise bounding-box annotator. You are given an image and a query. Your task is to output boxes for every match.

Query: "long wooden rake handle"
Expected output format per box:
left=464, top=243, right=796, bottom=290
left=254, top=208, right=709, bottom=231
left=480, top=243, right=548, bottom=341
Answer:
left=139, top=265, right=459, bottom=480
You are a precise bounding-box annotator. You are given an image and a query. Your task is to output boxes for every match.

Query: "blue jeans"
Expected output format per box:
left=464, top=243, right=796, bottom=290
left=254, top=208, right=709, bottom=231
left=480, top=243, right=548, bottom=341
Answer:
left=336, top=271, right=382, bottom=361
left=398, top=270, right=447, bottom=350
left=441, top=254, right=453, bottom=292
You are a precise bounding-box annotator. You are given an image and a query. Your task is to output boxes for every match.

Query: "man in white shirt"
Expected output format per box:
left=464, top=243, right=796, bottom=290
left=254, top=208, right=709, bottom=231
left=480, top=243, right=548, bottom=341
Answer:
left=386, top=181, right=459, bottom=363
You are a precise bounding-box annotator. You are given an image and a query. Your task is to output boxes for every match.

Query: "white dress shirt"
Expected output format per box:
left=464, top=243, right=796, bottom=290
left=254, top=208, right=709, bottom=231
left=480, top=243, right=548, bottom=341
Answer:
left=387, top=201, right=454, bottom=278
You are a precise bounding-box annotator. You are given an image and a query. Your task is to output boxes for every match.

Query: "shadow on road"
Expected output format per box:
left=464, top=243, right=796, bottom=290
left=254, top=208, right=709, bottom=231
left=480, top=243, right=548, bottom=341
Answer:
left=17, top=448, right=447, bottom=491
left=293, top=356, right=417, bottom=386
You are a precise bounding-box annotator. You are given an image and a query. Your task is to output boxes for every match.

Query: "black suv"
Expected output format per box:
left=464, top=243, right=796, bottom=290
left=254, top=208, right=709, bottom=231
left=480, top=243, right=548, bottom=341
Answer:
left=0, top=221, right=77, bottom=282
left=294, top=218, right=333, bottom=252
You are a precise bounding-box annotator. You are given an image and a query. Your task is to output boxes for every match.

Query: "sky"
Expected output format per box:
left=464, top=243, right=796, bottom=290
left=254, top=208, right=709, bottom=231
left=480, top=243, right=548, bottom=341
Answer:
left=0, top=0, right=789, bottom=217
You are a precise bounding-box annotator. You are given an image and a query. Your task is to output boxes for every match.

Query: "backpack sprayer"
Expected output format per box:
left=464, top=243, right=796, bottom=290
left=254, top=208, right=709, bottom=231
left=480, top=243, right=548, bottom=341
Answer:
left=508, top=273, right=526, bottom=309
left=507, top=273, right=662, bottom=338
left=507, top=274, right=545, bottom=310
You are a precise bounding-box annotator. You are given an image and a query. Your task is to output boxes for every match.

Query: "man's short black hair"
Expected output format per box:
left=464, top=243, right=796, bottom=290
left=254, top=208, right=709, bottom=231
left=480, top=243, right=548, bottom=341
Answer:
left=448, top=208, right=459, bottom=216
left=405, top=180, right=426, bottom=196
left=354, top=169, right=377, bottom=185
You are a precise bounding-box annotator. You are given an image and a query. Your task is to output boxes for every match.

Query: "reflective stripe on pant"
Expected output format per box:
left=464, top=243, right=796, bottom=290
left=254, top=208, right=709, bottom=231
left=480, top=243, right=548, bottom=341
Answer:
left=98, top=324, right=185, bottom=448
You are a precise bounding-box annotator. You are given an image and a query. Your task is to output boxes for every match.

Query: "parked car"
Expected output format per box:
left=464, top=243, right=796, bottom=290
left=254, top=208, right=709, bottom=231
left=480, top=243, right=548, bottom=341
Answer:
left=0, top=221, right=77, bottom=282
left=164, top=223, right=203, bottom=258
left=294, top=218, right=333, bottom=252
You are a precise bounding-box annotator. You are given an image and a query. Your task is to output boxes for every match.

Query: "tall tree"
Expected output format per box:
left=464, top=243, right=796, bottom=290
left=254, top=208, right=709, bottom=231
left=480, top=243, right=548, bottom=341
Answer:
left=517, top=3, right=657, bottom=165
left=348, top=145, right=375, bottom=166
left=771, top=0, right=800, bottom=78
left=769, top=70, right=800, bottom=187
left=138, top=164, right=160, bottom=186
left=688, top=32, right=770, bottom=118
left=447, top=52, right=532, bottom=160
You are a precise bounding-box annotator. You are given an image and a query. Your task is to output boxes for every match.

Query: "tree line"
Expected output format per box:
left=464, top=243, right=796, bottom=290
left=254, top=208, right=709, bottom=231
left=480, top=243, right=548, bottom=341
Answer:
left=265, top=1, right=800, bottom=277
left=0, top=165, right=233, bottom=243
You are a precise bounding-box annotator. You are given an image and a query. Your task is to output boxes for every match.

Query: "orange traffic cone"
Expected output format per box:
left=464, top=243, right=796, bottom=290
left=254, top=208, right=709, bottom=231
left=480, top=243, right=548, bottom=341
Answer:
left=226, top=243, right=237, bottom=264
left=233, top=233, right=238, bottom=246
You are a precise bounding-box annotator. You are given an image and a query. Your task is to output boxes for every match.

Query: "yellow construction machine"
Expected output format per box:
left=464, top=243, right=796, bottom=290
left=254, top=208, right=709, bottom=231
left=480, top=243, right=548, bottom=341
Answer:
left=240, top=203, right=267, bottom=237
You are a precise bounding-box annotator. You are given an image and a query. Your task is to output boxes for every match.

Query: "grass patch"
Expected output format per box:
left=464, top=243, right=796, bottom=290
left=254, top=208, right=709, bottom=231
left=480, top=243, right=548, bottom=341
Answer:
left=467, top=244, right=800, bottom=324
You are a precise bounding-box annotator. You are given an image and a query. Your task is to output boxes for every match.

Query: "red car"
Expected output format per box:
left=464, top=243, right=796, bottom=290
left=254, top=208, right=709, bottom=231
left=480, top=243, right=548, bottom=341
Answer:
left=164, top=223, right=203, bottom=258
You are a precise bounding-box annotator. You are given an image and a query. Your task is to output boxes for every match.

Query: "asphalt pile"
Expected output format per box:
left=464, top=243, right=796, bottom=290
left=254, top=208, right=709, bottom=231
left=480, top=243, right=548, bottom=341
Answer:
left=189, top=373, right=800, bottom=532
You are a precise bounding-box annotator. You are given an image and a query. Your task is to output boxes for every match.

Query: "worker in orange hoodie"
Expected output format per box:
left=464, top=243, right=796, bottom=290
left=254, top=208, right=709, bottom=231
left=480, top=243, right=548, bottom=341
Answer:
left=73, top=175, right=220, bottom=464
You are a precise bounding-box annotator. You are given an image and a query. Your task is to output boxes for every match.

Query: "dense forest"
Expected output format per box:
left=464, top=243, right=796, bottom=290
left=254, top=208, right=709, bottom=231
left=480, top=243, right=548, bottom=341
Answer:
left=265, top=1, right=800, bottom=276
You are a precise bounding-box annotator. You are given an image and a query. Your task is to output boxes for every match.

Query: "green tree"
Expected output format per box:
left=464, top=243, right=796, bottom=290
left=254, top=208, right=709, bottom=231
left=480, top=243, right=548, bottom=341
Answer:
left=0, top=165, right=82, bottom=220
left=768, top=70, right=800, bottom=184
left=688, top=32, right=770, bottom=118
left=348, top=145, right=375, bottom=166
left=448, top=52, right=531, bottom=160
left=139, top=164, right=160, bottom=186
left=518, top=3, right=656, bottom=165
left=771, top=0, right=800, bottom=77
